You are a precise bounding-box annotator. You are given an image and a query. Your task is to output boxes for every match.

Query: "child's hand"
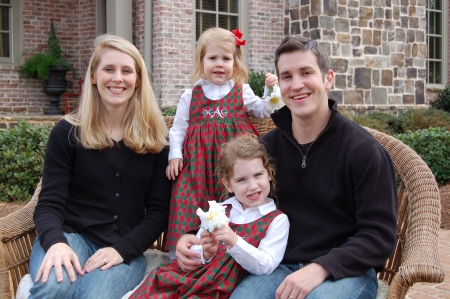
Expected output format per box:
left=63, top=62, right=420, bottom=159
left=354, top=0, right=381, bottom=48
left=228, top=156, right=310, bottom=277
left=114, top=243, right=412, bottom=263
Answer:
left=265, top=72, right=278, bottom=87
left=212, top=224, right=238, bottom=248
left=200, top=230, right=218, bottom=261
left=166, top=158, right=183, bottom=180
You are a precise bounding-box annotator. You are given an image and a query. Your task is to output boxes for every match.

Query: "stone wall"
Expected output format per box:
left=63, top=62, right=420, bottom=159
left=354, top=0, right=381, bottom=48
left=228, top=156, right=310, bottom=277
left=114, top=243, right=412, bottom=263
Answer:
left=285, top=0, right=428, bottom=109
left=0, top=115, right=61, bottom=129
left=0, top=103, right=422, bottom=130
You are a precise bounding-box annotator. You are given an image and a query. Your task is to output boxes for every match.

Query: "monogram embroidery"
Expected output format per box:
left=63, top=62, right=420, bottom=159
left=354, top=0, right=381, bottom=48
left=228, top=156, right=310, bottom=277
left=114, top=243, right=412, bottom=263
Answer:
left=203, top=107, right=228, bottom=118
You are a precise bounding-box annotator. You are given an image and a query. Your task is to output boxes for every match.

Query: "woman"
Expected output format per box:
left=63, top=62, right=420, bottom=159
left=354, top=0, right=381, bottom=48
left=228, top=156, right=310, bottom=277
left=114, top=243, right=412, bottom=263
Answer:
left=28, top=34, right=171, bottom=299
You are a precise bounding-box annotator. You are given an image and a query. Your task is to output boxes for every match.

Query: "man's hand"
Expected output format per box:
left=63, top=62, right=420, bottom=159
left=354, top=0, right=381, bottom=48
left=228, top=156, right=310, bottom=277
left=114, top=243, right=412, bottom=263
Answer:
left=176, top=234, right=202, bottom=271
left=83, top=247, right=123, bottom=273
left=275, top=263, right=330, bottom=299
left=200, top=230, right=218, bottom=261
left=166, top=158, right=183, bottom=180
left=35, top=243, right=84, bottom=284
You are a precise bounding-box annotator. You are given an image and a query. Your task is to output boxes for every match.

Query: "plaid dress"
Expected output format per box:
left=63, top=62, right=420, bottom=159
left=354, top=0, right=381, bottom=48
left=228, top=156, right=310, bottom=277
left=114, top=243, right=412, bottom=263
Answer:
left=164, top=85, right=258, bottom=251
left=131, top=206, right=283, bottom=299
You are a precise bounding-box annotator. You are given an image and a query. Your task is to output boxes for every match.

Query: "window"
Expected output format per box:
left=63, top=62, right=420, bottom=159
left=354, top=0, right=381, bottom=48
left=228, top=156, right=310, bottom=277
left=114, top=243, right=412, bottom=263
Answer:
left=427, top=0, right=448, bottom=85
left=0, top=0, right=21, bottom=65
left=195, top=0, right=247, bottom=41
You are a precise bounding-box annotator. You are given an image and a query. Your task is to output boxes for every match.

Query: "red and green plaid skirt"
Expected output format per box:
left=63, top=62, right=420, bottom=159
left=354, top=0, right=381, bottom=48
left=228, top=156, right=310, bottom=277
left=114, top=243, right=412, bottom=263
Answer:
left=131, top=207, right=282, bottom=299
left=164, top=85, right=258, bottom=251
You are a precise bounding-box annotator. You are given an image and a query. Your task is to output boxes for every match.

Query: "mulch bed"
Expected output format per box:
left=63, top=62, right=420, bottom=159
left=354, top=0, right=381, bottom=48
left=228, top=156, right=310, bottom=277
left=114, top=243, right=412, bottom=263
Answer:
left=439, top=183, right=450, bottom=229
left=0, top=200, right=29, bottom=218
left=2, top=184, right=450, bottom=229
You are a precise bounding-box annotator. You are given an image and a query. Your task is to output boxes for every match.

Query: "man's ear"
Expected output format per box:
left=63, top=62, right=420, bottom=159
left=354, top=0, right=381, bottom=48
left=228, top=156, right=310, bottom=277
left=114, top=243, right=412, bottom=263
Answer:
left=325, top=70, right=335, bottom=90
left=222, top=178, right=233, bottom=193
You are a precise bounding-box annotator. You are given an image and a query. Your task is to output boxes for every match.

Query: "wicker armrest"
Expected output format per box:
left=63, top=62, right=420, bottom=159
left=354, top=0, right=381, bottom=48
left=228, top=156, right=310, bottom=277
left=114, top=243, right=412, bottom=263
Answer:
left=0, top=180, right=41, bottom=298
left=365, top=128, right=445, bottom=298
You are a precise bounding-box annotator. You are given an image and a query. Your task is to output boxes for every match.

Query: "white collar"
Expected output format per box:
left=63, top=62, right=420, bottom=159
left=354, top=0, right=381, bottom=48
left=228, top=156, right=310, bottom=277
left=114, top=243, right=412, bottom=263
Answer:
left=194, top=78, right=235, bottom=87
left=222, top=196, right=276, bottom=215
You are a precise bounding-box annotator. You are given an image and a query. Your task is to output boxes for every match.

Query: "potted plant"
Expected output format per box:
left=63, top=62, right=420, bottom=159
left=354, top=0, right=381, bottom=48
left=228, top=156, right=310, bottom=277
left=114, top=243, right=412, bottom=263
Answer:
left=20, top=21, right=75, bottom=115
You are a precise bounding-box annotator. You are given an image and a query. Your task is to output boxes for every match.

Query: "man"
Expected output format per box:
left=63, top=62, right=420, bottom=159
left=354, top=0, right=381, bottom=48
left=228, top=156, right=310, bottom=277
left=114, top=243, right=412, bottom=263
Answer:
left=176, top=36, right=398, bottom=299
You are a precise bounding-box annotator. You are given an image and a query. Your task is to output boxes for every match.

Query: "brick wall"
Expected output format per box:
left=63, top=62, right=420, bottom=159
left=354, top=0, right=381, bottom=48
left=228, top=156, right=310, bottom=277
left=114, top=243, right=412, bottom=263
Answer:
left=0, top=0, right=97, bottom=115
left=247, top=0, right=284, bottom=73
left=133, top=0, right=146, bottom=57
left=151, top=0, right=284, bottom=107
left=3, top=1, right=445, bottom=115
left=151, top=1, right=194, bottom=106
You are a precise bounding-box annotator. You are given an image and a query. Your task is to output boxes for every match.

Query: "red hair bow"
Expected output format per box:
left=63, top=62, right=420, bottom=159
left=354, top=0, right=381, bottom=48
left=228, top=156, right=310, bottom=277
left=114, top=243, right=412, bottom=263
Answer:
left=232, top=28, right=246, bottom=47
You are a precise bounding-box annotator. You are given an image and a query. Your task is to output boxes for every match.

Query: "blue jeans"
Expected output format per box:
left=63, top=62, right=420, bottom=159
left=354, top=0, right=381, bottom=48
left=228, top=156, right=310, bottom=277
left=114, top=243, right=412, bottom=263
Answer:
left=29, top=232, right=146, bottom=299
left=230, top=263, right=378, bottom=299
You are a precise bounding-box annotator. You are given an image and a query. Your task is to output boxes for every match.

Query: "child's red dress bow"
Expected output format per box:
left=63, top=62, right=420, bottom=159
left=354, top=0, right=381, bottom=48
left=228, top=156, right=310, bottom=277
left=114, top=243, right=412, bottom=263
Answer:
left=232, top=28, right=246, bottom=47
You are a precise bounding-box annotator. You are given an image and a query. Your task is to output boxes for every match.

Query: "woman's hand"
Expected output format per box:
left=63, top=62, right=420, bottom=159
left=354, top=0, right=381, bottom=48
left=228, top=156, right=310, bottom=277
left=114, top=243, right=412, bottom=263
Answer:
left=200, top=230, right=218, bottom=261
left=35, top=243, right=84, bottom=283
left=83, top=247, right=123, bottom=273
left=265, top=73, right=279, bottom=87
left=166, top=158, right=183, bottom=180
left=212, top=224, right=238, bottom=248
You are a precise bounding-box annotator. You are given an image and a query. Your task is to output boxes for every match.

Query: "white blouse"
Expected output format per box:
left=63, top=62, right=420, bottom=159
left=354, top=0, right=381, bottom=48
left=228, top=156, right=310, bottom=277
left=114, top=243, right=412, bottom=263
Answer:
left=191, top=197, right=290, bottom=275
left=168, top=79, right=272, bottom=161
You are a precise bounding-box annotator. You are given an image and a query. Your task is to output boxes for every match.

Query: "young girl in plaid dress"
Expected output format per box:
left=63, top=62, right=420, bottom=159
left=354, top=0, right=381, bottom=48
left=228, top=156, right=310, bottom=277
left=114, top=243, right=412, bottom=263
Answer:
left=164, top=27, right=279, bottom=255
left=131, top=134, right=289, bottom=299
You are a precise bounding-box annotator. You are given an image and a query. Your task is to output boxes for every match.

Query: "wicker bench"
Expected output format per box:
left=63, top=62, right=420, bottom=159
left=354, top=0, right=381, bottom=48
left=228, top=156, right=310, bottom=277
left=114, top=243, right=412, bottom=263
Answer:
left=0, top=117, right=444, bottom=299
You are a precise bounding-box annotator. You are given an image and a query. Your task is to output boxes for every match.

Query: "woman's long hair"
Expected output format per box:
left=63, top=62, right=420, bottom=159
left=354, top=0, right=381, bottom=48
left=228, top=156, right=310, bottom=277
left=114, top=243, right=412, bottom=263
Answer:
left=65, top=34, right=168, bottom=154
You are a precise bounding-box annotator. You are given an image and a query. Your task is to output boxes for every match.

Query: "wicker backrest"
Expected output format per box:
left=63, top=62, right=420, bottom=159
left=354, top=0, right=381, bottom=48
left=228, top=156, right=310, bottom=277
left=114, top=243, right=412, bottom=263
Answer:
left=0, top=181, right=40, bottom=298
left=0, top=117, right=444, bottom=299
left=364, top=128, right=444, bottom=298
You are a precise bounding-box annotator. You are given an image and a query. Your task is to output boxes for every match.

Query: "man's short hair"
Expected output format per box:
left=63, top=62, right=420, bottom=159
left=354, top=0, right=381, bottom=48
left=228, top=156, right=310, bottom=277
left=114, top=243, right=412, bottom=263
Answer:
left=274, top=35, right=331, bottom=77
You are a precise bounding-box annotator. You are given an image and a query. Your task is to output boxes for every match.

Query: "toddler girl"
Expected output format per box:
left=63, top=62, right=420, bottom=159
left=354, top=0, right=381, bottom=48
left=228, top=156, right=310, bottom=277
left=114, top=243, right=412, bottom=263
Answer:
left=131, top=134, right=289, bottom=298
left=164, top=27, right=279, bottom=253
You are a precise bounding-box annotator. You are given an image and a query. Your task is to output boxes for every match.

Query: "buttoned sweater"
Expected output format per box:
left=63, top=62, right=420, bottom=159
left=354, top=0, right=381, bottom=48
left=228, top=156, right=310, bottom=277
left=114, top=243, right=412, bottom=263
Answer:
left=33, top=119, right=171, bottom=263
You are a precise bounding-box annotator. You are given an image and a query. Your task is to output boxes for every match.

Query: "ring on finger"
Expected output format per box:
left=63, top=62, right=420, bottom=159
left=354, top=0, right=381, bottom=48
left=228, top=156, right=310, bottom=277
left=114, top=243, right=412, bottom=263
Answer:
left=103, top=259, right=107, bottom=265
left=289, top=296, right=295, bottom=299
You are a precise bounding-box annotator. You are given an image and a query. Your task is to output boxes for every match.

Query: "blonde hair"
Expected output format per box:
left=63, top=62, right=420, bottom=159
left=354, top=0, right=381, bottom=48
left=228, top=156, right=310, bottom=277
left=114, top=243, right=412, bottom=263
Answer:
left=192, top=27, right=248, bottom=86
left=65, top=34, right=168, bottom=154
left=217, top=134, right=276, bottom=200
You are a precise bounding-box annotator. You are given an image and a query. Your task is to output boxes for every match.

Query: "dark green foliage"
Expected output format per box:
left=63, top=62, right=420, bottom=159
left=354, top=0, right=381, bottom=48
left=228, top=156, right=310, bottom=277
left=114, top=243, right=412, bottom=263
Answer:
left=430, top=84, right=450, bottom=113
left=351, top=109, right=450, bottom=136
left=161, top=106, right=177, bottom=116
left=0, top=122, right=51, bottom=202
left=20, top=21, right=75, bottom=81
left=396, top=127, right=450, bottom=185
left=248, top=70, right=266, bottom=97
left=400, top=108, right=450, bottom=132
left=352, top=112, right=403, bottom=135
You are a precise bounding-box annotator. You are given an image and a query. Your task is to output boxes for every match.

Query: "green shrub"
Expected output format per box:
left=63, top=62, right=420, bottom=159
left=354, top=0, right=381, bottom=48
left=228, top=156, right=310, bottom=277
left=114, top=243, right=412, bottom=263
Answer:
left=396, top=127, right=450, bottom=185
left=352, top=112, right=403, bottom=135
left=400, top=108, right=450, bottom=132
left=248, top=70, right=266, bottom=97
left=161, top=106, right=177, bottom=116
left=430, top=84, right=450, bottom=113
left=20, top=22, right=75, bottom=81
left=0, top=121, right=51, bottom=202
